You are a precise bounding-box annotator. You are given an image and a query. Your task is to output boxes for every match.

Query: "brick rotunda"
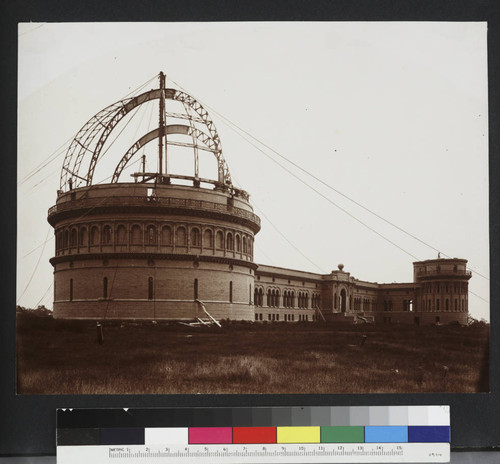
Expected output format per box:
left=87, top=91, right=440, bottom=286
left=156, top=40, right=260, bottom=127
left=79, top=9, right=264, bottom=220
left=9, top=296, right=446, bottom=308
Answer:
left=48, top=72, right=260, bottom=320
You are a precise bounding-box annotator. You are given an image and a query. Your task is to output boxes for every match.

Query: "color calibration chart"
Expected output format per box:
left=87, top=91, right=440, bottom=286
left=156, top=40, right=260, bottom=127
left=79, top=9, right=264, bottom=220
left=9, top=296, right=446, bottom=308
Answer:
left=57, top=406, right=450, bottom=463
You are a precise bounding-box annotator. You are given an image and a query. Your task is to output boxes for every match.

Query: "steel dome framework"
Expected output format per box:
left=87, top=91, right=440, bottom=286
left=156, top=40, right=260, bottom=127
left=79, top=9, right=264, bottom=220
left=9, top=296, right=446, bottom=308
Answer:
left=60, top=72, right=235, bottom=194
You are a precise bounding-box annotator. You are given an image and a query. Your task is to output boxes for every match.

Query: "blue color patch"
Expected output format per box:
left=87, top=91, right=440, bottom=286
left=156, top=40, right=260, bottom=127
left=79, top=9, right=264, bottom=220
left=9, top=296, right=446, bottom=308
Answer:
left=408, top=426, right=450, bottom=443
left=365, top=426, right=408, bottom=443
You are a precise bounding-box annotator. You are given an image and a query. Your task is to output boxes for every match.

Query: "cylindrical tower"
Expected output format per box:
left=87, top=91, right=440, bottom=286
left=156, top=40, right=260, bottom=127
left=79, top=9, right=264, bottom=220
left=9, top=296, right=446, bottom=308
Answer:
left=413, top=258, right=471, bottom=324
left=47, top=73, right=261, bottom=320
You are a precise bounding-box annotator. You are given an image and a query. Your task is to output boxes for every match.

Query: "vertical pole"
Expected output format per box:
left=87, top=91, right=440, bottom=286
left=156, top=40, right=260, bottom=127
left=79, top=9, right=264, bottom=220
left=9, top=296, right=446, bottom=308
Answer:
left=142, top=154, right=146, bottom=174
left=158, top=72, right=166, bottom=177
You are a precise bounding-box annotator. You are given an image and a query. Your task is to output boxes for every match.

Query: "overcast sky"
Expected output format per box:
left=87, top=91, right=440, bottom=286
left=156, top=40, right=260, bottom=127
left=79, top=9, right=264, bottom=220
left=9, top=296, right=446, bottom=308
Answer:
left=17, top=22, right=489, bottom=320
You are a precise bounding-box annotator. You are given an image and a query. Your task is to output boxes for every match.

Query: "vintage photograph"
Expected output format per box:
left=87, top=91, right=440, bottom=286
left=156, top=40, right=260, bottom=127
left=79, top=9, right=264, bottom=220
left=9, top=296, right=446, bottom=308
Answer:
left=17, top=22, right=489, bottom=394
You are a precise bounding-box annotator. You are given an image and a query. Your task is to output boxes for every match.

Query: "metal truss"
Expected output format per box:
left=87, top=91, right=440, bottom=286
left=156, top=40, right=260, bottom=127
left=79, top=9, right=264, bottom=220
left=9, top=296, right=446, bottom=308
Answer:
left=60, top=86, right=233, bottom=191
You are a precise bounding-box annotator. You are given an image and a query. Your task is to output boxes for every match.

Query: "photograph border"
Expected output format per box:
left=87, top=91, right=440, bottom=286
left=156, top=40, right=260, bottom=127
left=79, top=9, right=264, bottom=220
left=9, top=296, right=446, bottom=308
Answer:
left=2, top=0, right=499, bottom=455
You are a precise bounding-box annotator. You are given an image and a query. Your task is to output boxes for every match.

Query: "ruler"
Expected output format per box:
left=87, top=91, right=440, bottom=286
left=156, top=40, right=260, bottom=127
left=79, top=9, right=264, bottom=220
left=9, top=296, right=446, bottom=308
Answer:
left=57, top=406, right=450, bottom=463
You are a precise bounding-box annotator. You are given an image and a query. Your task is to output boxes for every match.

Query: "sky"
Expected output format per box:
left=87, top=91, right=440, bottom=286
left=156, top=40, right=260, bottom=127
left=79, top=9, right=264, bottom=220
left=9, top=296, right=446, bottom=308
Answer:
left=17, top=22, right=489, bottom=320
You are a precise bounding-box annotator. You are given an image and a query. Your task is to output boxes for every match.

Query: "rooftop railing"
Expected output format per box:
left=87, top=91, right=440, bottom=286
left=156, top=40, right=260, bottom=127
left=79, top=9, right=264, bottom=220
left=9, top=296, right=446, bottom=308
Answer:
left=48, top=195, right=261, bottom=226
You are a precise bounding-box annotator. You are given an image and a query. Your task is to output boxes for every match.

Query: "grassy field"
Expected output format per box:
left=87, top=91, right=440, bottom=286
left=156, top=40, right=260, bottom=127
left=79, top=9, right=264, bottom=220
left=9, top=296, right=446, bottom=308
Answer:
left=16, top=310, right=489, bottom=394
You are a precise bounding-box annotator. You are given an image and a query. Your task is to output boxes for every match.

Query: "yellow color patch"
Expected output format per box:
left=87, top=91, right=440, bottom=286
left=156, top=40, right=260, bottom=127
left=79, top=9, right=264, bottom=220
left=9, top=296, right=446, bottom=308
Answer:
left=276, top=426, right=321, bottom=443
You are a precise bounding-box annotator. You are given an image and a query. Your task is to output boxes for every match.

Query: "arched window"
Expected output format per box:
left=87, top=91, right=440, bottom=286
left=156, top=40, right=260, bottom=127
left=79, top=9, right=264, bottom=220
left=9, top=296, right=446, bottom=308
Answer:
left=116, top=225, right=127, bottom=245
left=146, top=225, right=157, bottom=245
left=130, top=225, right=142, bottom=245
left=102, top=225, right=112, bottom=244
left=304, top=294, right=308, bottom=309
left=215, top=230, right=224, bottom=249
left=69, top=278, right=73, bottom=301
left=203, top=229, right=213, bottom=248
left=254, top=287, right=258, bottom=305
left=436, top=299, right=440, bottom=311
left=229, top=281, right=233, bottom=303
left=235, top=235, right=241, bottom=252
left=103, top=277, right=108, bottom=299
left=70, top=229, right=77, bottom=247
left=79, top=227, right=87, bottom=246
left=226, top=232, right=234, bottom=250
left=446, top=299, right=449, bottom=311
left=148, top=277, right=153, bottom=300
left=194, top=278, right=198, bottom=300
left=63, top=230, right=69, bottom=248
left=243, top=236, right=247, bottom=253
left=291, top=291, right=295, bottom=308
left=267, top=289, right=271, bottom=307
left=190, top=228, right=200, bottom=247
left=176, top=226, right=186, bottom=246
left=454, top=299, right=458, bottom=311
left=161, top=226, right=171, bottom=245
left=90, top=226, right=99, bottom=245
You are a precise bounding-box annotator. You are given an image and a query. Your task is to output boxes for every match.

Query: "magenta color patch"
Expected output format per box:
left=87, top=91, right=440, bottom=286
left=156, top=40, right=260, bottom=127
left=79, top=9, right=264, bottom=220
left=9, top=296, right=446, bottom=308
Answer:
left=188, top=427, right=233, bottom=444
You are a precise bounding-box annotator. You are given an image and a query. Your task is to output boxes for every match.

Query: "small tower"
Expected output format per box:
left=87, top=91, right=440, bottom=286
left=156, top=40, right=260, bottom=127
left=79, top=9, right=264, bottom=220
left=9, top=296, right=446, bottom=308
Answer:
left=413, top=258, right=471, bottom=324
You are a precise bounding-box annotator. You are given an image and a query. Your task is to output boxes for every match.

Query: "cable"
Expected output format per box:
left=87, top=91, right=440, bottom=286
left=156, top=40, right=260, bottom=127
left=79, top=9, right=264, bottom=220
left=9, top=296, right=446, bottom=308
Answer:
left=170, top=77, right=489, bottom=281
left=35, top=282, right=53, bottom=308
left=250, top=201, right=327, bottom=274
left=19, top=135, right=74, bottom=186
left=17, top=226, right=51, bottom=303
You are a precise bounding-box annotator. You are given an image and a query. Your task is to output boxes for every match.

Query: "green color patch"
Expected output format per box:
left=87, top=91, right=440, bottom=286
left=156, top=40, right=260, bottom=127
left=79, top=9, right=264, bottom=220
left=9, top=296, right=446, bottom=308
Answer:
left=321, top=426, right=364, bottom=443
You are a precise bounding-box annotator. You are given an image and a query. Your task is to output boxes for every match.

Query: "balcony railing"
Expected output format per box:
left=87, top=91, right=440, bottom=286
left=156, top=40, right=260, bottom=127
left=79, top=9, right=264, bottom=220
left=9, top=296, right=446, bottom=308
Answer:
left=48, top=195, right=261, bottom=226
left=416, top=269, right=472, bottom=277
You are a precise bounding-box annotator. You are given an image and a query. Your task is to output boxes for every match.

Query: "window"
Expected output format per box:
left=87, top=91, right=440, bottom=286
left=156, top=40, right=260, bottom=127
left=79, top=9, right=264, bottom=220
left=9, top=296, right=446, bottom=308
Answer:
left=148, top=277, right=153, bottom=300
left=436, top=299, right=440, bottom=311
left=103, top=226, right=112, bottom=244
left=203, top=229, right=213, bottom=248
left=446, top=299, right=449, bottom=311
left=116, top=225, right=127, bottom=245
left=131, top=225, right=142, bottom=245
left=90, top=226, right=99, bottom=245
left=235, top=234, right=241, bottom=252
left=216, top=231, right=224, bottom=249
left=69, top=279, right=73, bottom=301
left=162, top=226, right=172, bottom=245
left=63, top=230, right=69, bottom=248
left=147, top=225, right=157, bottom=245
left=194, top=278, right=198, bottom=300
left=70, top=229, right=77, bottom=247
left=190, top=228, right=200, bottom=247
left=103, top=277, right=108, bottom=299
left=79, top=227, right=87, bottom=246
left=243, top=236, right=247, bottom=253
left=229, top=281, right=233, bottom=303
left=176, top=227, right=186, bottom=246
left=226, top=232, right=234, bottom=250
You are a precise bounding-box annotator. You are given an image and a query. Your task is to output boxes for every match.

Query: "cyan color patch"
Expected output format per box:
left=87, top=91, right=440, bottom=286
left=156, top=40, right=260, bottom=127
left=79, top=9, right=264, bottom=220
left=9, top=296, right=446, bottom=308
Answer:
left=365, top=426, right=408, bottom=443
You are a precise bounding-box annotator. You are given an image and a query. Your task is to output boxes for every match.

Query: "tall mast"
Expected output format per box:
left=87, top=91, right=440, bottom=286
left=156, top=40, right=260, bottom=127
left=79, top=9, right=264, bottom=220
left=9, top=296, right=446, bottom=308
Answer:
left=158, top=72, right=166, bottom=177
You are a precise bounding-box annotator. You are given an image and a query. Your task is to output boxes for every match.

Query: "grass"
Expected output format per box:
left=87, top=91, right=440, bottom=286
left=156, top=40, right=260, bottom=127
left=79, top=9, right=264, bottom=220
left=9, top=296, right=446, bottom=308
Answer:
left=16, top=310, right=489, bottom=394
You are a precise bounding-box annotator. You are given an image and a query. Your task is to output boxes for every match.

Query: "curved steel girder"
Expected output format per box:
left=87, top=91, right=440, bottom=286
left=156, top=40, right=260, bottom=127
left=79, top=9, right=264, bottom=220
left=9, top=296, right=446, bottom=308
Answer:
left=112, top=124, right=224, bottom=183
left=61, top=87, right=231, bottom=191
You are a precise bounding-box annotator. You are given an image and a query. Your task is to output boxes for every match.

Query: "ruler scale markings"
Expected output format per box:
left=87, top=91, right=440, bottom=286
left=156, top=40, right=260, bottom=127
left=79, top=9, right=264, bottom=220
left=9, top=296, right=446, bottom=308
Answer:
left=57, top=406, right=450, bottom=463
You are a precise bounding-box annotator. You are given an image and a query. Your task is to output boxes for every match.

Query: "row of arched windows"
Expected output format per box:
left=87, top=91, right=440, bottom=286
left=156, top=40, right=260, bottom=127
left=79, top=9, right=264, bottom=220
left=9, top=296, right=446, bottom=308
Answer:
left=56, top=223, right=253, bottom=255
left=423, top=282, right=468, bottom=294
left=425, top=297, right=467, bottom=312
left=253, top=287, right=320, bottom=310
left=353, top=297, right=375, bottom=311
